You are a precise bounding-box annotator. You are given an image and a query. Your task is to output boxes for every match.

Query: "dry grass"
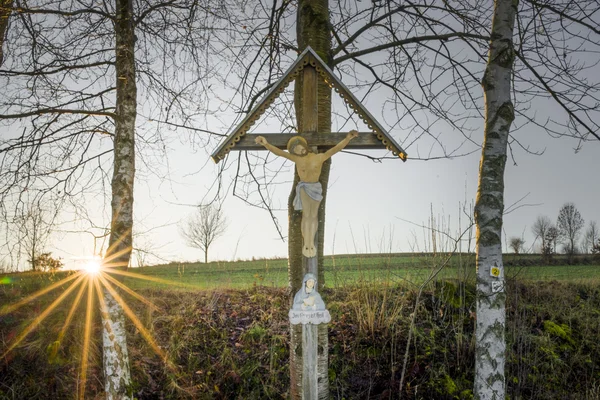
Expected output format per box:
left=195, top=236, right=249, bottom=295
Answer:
left=2, top=276, right=600, bottom=399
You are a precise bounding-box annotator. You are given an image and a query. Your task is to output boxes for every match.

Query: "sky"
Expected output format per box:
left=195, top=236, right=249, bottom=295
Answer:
left=2, top=3, right=599, bottom=271
left=49, top=91, right=599, bottom=271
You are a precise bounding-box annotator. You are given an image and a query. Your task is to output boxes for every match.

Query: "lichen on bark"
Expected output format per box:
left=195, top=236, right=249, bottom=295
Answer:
left=102, top=0, right=137, bottom=398
left=474, top=0, right=518, bottom=398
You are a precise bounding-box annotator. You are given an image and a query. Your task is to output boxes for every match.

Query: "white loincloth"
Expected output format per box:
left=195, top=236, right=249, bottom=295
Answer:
left=293, top=181, right=323, bottom=211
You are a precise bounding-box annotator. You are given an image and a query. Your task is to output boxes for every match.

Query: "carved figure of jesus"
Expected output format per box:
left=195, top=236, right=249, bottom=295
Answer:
left=255, top=130, right=358, bottom=257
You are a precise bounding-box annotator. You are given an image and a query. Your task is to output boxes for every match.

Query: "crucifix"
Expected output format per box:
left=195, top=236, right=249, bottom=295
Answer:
left=255, top=130, right=358, bottom=258
left=211, top=47, right=407, bottom=399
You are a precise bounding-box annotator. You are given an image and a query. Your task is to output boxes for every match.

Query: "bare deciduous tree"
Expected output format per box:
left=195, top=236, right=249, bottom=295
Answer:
left=582, top=221, right=598, bottom=254
left=14, top=201, right=57, bottom=271
left=557, top=202, right=584, bottom=256
left=545, top=225, right=559, bottom=257
left=532, top=215, right=552, bottom=254
left=1, top=1, right=225, bottom=397
left=509, top=237, right=525, bottom=254
left=180, top=204, right=228, bottom=264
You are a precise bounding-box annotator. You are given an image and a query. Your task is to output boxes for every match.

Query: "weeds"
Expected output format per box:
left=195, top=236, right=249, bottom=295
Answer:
left=2, top=267, right=600, bottom=398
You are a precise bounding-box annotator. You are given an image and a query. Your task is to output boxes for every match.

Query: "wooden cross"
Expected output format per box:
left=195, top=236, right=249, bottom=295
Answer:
left=211, top=48, right=407, bottom=163
left=211, top=47, right=407, bottom=399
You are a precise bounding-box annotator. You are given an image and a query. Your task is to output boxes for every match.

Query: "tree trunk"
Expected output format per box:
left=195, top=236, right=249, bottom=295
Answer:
left=474, top=0, right=517, bottom=398
left=289, top=1, right=332, bottom=399
left=102, top=289, right=132, bottom=399
left=102, top=0, right=137, bottom=398
left=289, top=0, right=332, bottom=292
left=30, top=241, right=36, bottom=272
left=0, top=0, right=12, bottom=67
left=204, top=248, right=208, bottom=264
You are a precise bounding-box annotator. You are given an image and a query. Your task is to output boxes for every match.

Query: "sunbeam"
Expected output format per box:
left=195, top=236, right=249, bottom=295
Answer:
left=105, top=268, right=200, bottom=290
left=79, top=277, right=95, bottom=400
left=0, top=271, right=83, bottom=317
left=1, top=243, right=186, bottom=397
left=57, top=278, right=88, bottom=343
left=48, top=278, right=89, bottom=361
left=101, top=272, right=160, bottom=311
left=100, top=230, right=133, bottom=268
left=1, top=273, right=86, bottom=360
left=97, top=273, right=171, bottom=365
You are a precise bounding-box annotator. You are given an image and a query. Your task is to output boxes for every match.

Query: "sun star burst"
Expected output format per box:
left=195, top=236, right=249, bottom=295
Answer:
left=1, top=247, right=195, bottom=399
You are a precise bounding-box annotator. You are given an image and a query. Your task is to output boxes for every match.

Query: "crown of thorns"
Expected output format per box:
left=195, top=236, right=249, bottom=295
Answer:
left=287, top=136, right=308, bottom=153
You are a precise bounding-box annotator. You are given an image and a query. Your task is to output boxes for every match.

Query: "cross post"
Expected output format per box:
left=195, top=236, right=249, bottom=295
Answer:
left=211, top=46, right=407, bottom=400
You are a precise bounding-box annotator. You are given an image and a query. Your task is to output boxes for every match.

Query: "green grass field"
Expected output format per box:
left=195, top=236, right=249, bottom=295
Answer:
left=2, top=253, right=600, bottom=399
left=116, top=253, right=600, bottom=290
left=3, top=253, right=599, bottom=292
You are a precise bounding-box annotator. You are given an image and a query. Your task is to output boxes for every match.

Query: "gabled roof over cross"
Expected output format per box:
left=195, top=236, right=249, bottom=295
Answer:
left=211, top=46, right=407, bottom=163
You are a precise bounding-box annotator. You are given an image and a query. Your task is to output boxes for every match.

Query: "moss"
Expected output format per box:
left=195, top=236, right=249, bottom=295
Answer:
left=245, top=323, right=268, bottom=341
left=443, top=374, right=458, bottom=395
left=436, top=281, right=461, bottom=308
left=543, top=320, right=575, bottom=345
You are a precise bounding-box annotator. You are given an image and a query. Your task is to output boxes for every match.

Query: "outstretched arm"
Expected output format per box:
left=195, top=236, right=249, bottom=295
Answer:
left=322, top=130, right=358, bottom=160
left=255, top=136, right=296, bottom=161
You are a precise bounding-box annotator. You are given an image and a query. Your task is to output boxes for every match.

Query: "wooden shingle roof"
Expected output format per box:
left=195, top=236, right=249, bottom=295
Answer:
left=211, top=47, right=407, bottom=163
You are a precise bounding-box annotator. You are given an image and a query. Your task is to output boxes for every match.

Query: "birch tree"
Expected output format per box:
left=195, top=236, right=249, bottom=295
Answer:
left=0, top=1, right=222, bottom=397
left=100, top=0, right=137, bottom=397
left=213, top=1, right=599, bottom=397
left=474, top=0, right=599, bottom=397
left=473, top=2, right=517, bottom=397
left=0, top=0, right=11, bottom=66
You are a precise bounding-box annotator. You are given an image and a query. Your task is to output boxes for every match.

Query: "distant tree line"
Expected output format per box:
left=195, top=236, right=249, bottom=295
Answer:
left=524, top=202, right=599, bottom=259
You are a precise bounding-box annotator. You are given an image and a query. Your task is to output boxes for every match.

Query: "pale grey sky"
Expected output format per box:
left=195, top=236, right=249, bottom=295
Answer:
left=51, top=95, right=599, bottom=270
left=3, top=2, right=599, bottom=270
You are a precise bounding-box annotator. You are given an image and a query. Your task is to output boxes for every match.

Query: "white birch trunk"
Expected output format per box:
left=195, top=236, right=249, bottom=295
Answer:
left=102, top=0, right=137, bottom=398
left=0, top=0, right=12, bottom=67
left=102, top=289, right=132, bottom=399
left=474, top=0, right=517, bottom=398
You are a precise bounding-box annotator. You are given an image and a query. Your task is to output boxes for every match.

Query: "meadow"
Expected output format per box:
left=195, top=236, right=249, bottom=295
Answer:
left=1, top=253, right=600, bottom=399
left=123, top=253, right=600, bottom=290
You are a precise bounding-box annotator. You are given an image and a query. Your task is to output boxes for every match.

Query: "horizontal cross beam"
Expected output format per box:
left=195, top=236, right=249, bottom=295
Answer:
left=233, top=132, right=394, bottom=151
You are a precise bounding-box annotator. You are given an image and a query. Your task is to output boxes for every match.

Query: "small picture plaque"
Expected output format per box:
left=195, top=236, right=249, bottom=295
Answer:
left=289, top=273, right=330, bottom=325
left=289, top=309, right=331, bottom=325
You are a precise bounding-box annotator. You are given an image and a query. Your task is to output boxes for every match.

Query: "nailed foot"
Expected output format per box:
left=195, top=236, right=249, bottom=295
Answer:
left=302, top=244, right=317, bottom=258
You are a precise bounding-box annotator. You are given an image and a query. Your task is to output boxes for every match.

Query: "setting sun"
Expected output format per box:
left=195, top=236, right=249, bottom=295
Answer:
left=83, top=259, right=102, bottom=275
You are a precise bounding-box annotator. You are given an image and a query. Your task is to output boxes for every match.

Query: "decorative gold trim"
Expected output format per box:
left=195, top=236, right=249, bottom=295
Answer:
left=313, top=62, right=404, bottom=159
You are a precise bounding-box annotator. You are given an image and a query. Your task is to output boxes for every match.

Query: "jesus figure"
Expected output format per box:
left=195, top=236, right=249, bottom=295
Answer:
left=255, top=130, right=358, bottom=257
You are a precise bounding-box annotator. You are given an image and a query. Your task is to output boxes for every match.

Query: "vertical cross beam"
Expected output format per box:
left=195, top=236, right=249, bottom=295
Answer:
left=302, top=65, right=318, bottom=133
left=301, top=65, right=319, bottom=278
left=300, top=65, right=321, bottom=400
